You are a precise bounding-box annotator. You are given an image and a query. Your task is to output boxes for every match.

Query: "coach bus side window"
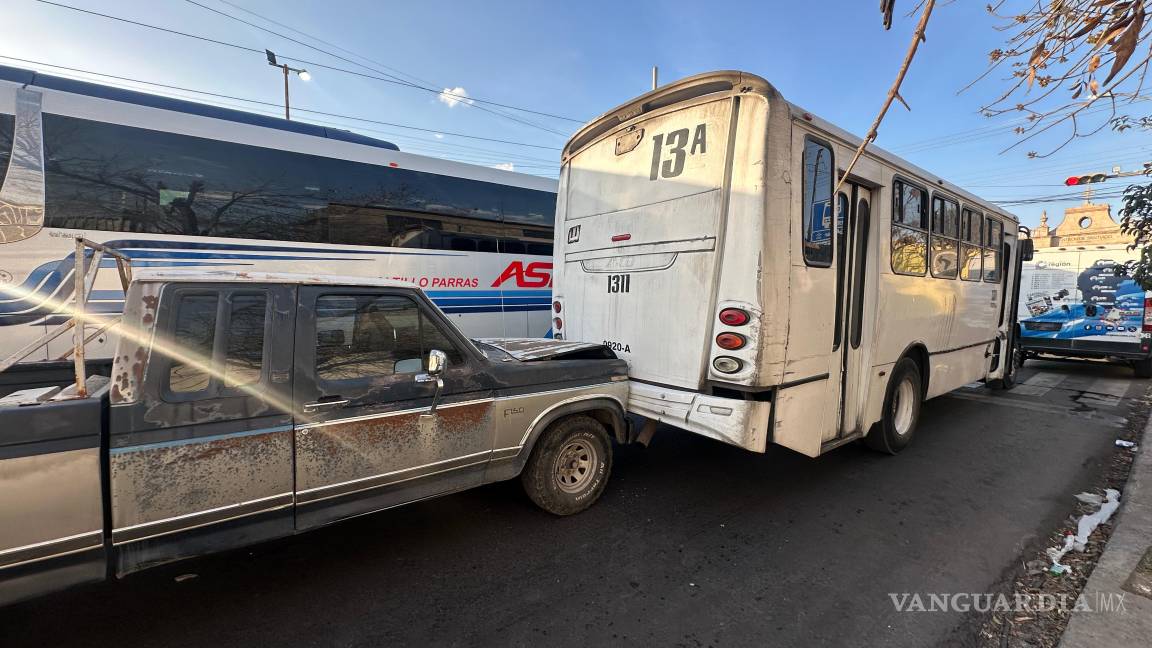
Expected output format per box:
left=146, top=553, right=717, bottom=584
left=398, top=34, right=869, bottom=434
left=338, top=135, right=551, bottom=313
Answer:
left=983, top=218, right=1003, bottom=282
left=959, top=208, right=983, bottom=281
left=801, top=138, right=834, bottom=267
left=0, top=113, right=13, bottom=181
left=929, top=195, right=959, bottom=279
left=891, top=179, right=927, bottom=275
left=41, top=113, right=556, bottom=252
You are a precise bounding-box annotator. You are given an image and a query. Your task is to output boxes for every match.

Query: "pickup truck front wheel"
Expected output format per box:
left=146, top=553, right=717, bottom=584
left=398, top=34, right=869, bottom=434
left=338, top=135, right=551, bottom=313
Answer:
left=521, top=415, right=612, bottom=516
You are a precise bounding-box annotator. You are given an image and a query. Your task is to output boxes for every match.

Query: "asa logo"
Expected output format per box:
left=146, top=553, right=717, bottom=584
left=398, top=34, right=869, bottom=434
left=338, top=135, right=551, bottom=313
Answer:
left=492, top=261, right=553, bottom=288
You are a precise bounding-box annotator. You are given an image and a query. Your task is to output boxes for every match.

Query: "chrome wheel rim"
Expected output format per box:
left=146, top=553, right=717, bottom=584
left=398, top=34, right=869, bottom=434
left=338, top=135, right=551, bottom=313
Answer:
left=892, top=377, right=916, bottom=437
left=554, top=439, right=598, bottom=493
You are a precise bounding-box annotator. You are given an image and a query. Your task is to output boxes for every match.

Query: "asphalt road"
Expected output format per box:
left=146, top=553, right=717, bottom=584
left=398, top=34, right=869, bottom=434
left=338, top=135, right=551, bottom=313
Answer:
left=3, top=359, right=1148, bottom=647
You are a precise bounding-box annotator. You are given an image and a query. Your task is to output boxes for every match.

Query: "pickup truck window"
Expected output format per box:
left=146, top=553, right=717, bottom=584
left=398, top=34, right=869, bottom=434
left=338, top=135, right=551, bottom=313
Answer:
left=169, top=294, right=219, bottom=393
left=223, top=294, right=267, bottom=387
left=315, top=294, right=462, bottom=382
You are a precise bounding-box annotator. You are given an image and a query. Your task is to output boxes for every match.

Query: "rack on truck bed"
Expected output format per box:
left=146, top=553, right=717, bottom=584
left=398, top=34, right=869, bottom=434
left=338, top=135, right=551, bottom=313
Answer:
left=0, top=237, right=132, bottom=399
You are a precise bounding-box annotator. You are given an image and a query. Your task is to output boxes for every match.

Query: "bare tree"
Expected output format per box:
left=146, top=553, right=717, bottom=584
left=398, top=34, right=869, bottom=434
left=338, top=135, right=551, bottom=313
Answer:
left=960, top=1, right=1152, bottom=288
left=972, top=0, right=1152, bottom=157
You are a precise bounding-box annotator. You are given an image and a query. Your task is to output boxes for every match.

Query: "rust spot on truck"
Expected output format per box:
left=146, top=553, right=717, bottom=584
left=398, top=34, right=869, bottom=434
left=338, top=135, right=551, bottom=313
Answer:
left=295, top=402, right=494, bottom=492
left=110, top=430, right=292, bottom=528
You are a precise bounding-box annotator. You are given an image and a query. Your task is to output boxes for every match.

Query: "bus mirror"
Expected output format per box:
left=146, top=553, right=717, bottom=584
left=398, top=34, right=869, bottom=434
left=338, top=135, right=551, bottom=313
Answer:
left=1021, top=238, right=1035, bottom=262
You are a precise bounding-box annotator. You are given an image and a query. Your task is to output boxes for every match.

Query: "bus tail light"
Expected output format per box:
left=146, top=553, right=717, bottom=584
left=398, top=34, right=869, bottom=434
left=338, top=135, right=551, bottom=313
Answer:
left=718, top=308, right=749, bottom=326
left=553, top=300, right=562, bottom=313
left=713, top=356, right=742, bottom=374
left=553, top=317, right=563, bottom=330
left=715, top=333, right=746, bottom=350
left=1144, top=297, right=1152, bottom=332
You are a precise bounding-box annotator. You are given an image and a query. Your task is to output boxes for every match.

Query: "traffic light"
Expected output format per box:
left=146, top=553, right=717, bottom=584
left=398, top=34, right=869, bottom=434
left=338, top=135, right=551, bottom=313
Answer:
left=1065, top=173, right=1108, bottom=186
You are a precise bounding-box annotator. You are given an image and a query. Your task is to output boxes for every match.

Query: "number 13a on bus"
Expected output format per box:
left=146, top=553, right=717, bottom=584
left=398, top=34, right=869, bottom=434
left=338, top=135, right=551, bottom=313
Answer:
left=552, top=71, right=1030, bottom=457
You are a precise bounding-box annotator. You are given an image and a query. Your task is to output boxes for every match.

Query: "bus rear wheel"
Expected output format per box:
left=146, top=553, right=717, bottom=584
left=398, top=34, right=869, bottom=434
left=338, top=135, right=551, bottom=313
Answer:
left=865, top=357, right=922, bottom=455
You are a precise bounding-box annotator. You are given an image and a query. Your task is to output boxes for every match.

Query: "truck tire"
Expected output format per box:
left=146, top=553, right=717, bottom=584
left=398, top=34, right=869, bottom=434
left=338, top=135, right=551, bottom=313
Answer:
left=1135, top=357, right=1152, bottom=379
left=864, top=357, right=923, bottom=455
left=521, top=415, right=612, bottom=516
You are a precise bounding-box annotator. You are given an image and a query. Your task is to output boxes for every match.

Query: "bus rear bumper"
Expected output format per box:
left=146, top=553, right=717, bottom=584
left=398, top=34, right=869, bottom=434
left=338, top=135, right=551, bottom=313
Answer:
left=628, top=381, right=772, bottom=453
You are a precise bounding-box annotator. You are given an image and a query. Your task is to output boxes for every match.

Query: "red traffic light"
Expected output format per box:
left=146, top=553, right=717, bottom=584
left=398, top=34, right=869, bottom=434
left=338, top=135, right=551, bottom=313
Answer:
left=1065, top=173, right=1108, bottom=186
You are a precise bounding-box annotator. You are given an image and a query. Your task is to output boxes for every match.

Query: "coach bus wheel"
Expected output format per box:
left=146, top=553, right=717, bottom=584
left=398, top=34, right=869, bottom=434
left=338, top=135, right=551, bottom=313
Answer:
left=865, top=358, right=923, bottom=455
left=521, top=415, right=612, bottom=516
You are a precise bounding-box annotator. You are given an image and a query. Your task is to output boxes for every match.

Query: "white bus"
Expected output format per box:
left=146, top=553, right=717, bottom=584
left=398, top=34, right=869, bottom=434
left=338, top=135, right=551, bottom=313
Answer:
left=0, top=65, right=557, bottom=388
left=552, top=71, right=1029, bottom=457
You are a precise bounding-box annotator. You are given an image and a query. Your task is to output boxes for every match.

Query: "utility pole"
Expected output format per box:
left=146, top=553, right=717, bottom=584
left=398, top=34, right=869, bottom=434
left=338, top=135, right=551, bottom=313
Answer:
left=265, top=50, right=310, bottom=121
left=281, top=63, right=290, bottom=120
left=652, top=66, right=658, bottom=91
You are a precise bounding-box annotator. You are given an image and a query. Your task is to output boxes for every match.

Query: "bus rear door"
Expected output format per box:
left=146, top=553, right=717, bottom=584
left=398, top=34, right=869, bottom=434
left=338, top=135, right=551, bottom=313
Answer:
left=555, top=96, right=737, bottom=390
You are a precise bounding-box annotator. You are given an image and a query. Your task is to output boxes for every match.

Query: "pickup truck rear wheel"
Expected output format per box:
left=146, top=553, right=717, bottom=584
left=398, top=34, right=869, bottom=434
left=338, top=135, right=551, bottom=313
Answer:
left=521, top=415, right=612, bottom=516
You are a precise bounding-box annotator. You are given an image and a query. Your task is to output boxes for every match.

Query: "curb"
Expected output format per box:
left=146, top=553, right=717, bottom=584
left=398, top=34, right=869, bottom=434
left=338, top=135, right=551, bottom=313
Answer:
left=1058, top=401, right=1152, bottom=647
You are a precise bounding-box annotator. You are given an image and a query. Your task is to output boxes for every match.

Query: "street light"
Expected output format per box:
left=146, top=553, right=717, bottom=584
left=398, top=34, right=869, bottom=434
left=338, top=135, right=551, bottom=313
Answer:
left=265, top=49, right=309, bottom=120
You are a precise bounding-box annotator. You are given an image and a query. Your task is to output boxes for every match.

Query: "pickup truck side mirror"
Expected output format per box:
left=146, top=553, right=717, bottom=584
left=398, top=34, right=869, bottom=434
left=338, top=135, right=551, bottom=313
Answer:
left=427, top=349, right=448, bottom=377
left=417, top=349, right=449, bottom=421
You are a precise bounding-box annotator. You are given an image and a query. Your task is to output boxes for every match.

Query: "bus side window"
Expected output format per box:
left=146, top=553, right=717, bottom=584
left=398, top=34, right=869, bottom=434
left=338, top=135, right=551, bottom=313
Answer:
left=983, top=218, right=1003, bottom=282
left=891, top=179, right=927, bottom=275
left=959, top=208, right=983, bottom=281
left=929, top=196, right=960, bottom=279
left=801, top=138, right=834, bottom=267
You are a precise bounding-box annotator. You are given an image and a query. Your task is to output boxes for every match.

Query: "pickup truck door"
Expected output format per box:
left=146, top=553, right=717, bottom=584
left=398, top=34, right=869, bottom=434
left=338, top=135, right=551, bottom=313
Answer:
left=292, top=286, right=496, bottom=530
left=108, top=283, right=296, bottom=575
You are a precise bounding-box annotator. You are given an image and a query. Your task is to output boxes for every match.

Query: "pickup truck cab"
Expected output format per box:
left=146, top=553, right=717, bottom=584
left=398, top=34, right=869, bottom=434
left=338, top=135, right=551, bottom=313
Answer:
left=0, top=271, right=629, bottom=605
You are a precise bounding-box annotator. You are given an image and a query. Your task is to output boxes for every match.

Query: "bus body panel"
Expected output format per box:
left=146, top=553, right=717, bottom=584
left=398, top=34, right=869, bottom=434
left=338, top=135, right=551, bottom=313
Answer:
left=557, top=95, right=737, bottom=389
left=555, top=71, right=1023, bottom=457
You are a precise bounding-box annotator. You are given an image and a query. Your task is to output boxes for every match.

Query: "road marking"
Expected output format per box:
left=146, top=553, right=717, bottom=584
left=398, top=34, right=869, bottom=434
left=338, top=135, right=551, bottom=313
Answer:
left=1083, top=377, right=1131, bottom=399
left=1009, top=384, right=1052, bottom=397
left=943, top=391, right=1129, bottom=427
left=1077, top=393, right=1122, bottom=408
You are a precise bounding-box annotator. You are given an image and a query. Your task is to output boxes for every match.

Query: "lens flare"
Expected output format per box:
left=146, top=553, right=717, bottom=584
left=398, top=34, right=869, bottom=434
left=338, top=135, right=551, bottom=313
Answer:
left=0, top=274, right=310, bottom=421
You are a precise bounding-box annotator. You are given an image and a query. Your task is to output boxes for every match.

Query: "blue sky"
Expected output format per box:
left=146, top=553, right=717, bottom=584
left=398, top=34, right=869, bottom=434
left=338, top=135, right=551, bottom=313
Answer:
left=5, top=0, right=1151, bottom=229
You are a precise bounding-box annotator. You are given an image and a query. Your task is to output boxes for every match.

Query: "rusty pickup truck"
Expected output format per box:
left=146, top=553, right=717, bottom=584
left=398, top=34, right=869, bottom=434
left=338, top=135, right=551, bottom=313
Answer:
left=0, top=270, right=629, bottom=605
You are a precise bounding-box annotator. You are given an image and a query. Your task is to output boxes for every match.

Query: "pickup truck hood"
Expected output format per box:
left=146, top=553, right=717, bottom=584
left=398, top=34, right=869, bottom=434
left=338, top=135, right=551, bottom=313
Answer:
left=473, top=338, right=615, bottom=361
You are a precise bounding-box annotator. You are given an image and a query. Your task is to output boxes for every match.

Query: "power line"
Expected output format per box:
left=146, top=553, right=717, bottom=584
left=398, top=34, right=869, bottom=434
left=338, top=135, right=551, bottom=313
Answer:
left=0, top=55, right=563, bottom=151
left=890, top=99, right=1152, bottom=156
left=34, top=0, right=582, bottom=127
left=216, top=0, right=435, bottom=88
left=181, top=0, right=571, bottom=137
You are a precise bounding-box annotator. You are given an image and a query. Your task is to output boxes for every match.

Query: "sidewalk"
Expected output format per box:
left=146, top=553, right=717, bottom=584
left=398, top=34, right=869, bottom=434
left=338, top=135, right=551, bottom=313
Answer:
left=1060, top=412, right=1152, bottom=647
